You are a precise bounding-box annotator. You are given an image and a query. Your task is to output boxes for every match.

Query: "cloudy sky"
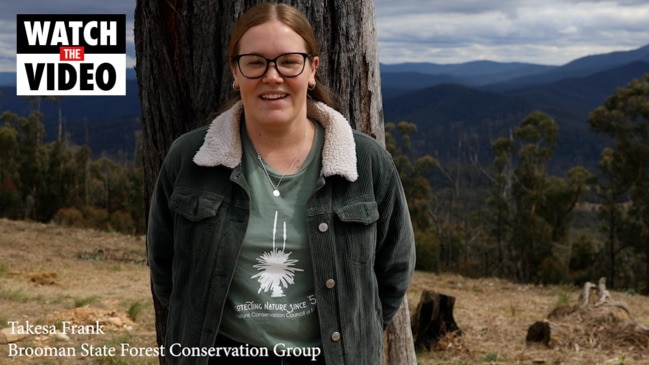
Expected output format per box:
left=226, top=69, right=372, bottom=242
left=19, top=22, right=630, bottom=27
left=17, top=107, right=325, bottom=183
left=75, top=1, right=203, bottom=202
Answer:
left=1, top=0, right=648, bottom=72
left=375, top=0, right=649, bottom=65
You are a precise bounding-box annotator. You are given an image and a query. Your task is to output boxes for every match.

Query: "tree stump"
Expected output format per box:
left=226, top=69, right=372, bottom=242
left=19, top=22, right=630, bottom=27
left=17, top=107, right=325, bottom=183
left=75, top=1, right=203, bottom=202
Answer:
left=411, top=290, right=462, bottom=351
left=526, top=321, right=551, bottom=346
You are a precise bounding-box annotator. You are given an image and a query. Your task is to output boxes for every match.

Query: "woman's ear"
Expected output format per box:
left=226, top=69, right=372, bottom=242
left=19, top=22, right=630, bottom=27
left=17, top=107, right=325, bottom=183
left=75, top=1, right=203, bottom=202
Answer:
left=310, top=56, right=320, bottom=82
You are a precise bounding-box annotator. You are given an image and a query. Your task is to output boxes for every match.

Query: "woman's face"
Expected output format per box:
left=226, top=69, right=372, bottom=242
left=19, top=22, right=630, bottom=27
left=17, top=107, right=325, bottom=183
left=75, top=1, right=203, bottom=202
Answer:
left=233, top=20, right=318, bottom=132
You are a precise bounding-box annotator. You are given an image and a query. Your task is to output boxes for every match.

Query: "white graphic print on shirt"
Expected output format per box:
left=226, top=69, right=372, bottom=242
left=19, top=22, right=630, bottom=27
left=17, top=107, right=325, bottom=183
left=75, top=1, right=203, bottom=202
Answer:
left=251, top=210, right=304, bottom=297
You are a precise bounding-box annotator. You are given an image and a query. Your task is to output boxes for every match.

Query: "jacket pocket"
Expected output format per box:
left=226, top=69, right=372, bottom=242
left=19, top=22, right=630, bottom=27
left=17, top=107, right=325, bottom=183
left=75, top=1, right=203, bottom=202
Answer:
left=334, top=200, right=379, bottom=264
left=335, top=201, right=379, bottom=224
left=169, top=187, right=223, bottom=254
left=169, top=187, right=222, bottom=222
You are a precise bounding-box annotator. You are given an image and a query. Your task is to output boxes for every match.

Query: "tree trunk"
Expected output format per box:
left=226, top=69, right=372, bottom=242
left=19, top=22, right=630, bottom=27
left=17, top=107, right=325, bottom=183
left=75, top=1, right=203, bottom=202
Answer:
left=411, top=290, right=462, bottom=351
left=383, top=296, right=417, bottom=365
left=134, top=1, right=412, bottom=364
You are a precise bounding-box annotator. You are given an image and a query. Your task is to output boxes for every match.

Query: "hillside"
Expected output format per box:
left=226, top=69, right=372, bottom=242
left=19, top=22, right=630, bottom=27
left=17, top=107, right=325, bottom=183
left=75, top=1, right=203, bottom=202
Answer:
left=0, top=43, right=648, bottom=168
left=1, top=218, right=648, bottom=364
left=382, top=60, right=649, bottom=172
left=487, top=44, right=649, bottom=91
left=0, top=80, right=142, bottom=158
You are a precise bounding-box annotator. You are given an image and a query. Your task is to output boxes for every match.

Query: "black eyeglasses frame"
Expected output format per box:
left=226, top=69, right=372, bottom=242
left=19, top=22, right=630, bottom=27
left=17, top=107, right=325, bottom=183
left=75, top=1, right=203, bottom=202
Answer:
left=232, top=52, right=312, bottom=79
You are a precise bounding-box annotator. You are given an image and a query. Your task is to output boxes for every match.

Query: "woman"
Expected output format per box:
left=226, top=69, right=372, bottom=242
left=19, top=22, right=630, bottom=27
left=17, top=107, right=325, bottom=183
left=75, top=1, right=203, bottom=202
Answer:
left=147, top=3, right=415, bottom=364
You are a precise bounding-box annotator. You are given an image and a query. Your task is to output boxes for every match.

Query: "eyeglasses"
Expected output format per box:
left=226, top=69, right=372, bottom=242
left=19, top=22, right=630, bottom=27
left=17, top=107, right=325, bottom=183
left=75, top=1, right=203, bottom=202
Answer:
left=233, top=52, right=311, bottom=79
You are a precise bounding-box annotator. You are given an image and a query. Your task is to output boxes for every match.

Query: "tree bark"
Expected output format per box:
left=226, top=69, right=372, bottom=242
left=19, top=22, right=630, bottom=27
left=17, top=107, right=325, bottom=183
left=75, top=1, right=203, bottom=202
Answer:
left=411, top=290, right=461, bottom=351
left=383, top=296, right=417, bottom=365
left=135, top=1, right=411, bottom=363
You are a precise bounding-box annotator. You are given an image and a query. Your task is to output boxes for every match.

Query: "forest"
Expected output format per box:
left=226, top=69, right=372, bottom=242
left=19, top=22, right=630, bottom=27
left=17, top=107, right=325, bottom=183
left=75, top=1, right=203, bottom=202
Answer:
left=0, top=96, right=145, bottom=235
left=386, top=74, right=649, bottom=294
left=0, top=74, right=648, bottom=294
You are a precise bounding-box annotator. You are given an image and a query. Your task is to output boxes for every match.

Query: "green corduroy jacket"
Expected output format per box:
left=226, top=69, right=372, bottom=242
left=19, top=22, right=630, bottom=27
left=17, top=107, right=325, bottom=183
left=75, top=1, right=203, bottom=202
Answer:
left=147, top=100, right=415, bottom=365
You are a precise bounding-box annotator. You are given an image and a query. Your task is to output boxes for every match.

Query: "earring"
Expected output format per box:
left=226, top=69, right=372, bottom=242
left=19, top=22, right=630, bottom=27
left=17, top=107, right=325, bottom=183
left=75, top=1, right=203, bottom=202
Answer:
left=232, top=81, right=240, bottom=91
left=308, top=81, right=316, bottom=91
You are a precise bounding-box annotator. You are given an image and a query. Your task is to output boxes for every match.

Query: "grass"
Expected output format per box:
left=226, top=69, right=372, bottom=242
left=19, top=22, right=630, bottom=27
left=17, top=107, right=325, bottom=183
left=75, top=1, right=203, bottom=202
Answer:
left=555, top=289, right=571, bottom=307
left=2, top=218, right=649, bottom=364
left=479, top=352, right=499, bottom=362
left=93, top=333, right=159, bottom=365
left=127, top=301, right=143, bottom=322
left=0, top=288, right=31, bottom=303
left=73, top=295, right=101, bottom=308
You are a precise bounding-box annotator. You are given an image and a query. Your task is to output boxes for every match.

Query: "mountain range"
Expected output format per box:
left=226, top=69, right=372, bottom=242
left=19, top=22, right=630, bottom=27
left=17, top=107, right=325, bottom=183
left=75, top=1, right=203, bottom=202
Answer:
left=381, top=44, right=649, bottom=172
left=1, top=44, right=648, bottom=171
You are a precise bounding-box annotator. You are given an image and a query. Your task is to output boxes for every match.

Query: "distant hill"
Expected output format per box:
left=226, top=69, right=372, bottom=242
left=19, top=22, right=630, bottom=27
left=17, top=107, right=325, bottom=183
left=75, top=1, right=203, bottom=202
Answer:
left=380, top=44, right=649, bottom=95
left=0, top=79, right=141, bottom=157
left=380, top=60, right=553, bottom=78
left=1, top=44, right=648, bottom=170
left=380, top=61, right=554, bottom=92
left=486, top=44, right=649, bottom=91
left=381, top=72, right=464, bottom=99
left=383, top=58, right=649, bottom=172
left=510, top=61, right=649, bottom=119
left=383, top=83, right=534, bottom=164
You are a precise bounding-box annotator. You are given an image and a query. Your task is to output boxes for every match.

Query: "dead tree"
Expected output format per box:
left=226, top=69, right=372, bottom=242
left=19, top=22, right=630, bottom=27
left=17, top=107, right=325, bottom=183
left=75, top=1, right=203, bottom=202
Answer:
left=528, top=277, right=649, bottom=349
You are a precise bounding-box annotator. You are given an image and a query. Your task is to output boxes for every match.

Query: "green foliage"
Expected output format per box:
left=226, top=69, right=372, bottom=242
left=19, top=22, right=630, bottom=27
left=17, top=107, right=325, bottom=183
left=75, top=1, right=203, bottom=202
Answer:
left=479, top=111, right=594, bottom=283
left=109, top=210, right=137, bottom=234
left=569, top=234, right=597, bottom=285
left=538, top=255, right=570, bottom=284
left=74, top=295, right=101, bottom=308
left=414, top=230, right=438, bottom=272
left=386, top=121, right=439, bottom=271
left=480, top=352, right=499, bottom=362
left=0, top=176, right=22, bottom=219
left=127, top=301, right=143, bottom=322
left=589, top=74, right=649, bottom=293
left=385, top=76, right=649, bottom=290
left=0, top=98, right=145, bottom=235
left=0, top=288, right=30, bottom=303
left=555, top=290, right=571, bottom=307
left=0, top=122, right=22, bottom=218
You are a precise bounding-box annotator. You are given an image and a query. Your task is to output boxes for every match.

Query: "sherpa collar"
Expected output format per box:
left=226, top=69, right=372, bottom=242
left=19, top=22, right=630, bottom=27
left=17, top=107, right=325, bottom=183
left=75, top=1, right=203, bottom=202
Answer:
left=193, top=100, right=358, bottom=182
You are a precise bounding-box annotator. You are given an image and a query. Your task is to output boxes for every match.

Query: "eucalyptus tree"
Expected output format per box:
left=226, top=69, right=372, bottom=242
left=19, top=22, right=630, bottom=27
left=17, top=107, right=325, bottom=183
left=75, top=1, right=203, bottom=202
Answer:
left=510, top=111, right=558, bottom=282
left=487, top=136, right=515, bottom=276
left=595, top=147, right=631, bottom=289
left=386, top=121, right=438, bottom=272
left=589, top=74, right=649, bottom=294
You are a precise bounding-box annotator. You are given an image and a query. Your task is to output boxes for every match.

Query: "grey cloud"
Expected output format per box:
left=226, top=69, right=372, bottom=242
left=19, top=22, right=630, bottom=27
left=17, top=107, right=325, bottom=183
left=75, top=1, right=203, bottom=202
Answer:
left=375, top=0, right=649, bottom=64
left=0, top=1, right=647, bottom=71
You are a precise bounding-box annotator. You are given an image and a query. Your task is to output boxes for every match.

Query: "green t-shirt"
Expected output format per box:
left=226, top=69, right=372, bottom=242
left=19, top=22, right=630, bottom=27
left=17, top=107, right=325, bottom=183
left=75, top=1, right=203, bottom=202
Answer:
left=219, top=122, right=324, bottom=349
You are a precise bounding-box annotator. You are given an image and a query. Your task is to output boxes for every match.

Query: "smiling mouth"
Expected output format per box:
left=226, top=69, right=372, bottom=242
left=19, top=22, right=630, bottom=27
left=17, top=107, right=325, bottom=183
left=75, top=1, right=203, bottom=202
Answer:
left=261, top=93, right=288, bottom=100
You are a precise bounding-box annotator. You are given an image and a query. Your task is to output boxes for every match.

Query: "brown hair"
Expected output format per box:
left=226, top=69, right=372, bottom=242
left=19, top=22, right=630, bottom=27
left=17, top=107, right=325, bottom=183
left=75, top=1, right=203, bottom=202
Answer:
left=226, top=2, right=336, bottom=109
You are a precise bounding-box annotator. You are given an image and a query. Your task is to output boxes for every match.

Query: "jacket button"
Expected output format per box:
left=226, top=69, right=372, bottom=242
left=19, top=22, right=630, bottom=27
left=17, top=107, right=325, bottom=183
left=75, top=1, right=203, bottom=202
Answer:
left=331, top=331, right=341, bottom=341
left=318, top=222, right=329, bottom=232
left=325, top=279, right=335, bottom=289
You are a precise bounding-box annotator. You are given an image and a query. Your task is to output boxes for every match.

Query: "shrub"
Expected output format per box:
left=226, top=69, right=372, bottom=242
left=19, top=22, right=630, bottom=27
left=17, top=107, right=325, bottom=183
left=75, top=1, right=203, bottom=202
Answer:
left=52, top=207, right=84, bottom=227
left=109, top=210, right=135, bottom=234
left=81, top=205, right=110, bottom=230
left=0, top=177, right=23, bottom=219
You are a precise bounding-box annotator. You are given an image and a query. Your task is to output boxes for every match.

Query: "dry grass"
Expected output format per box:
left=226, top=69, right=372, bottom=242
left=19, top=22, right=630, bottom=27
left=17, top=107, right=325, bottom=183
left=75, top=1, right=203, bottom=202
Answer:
left=0, top=218, right=648, bottom=364
left=0, top=218, right=156, bottom=365
left=409, top=273, right=649, bottom=364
